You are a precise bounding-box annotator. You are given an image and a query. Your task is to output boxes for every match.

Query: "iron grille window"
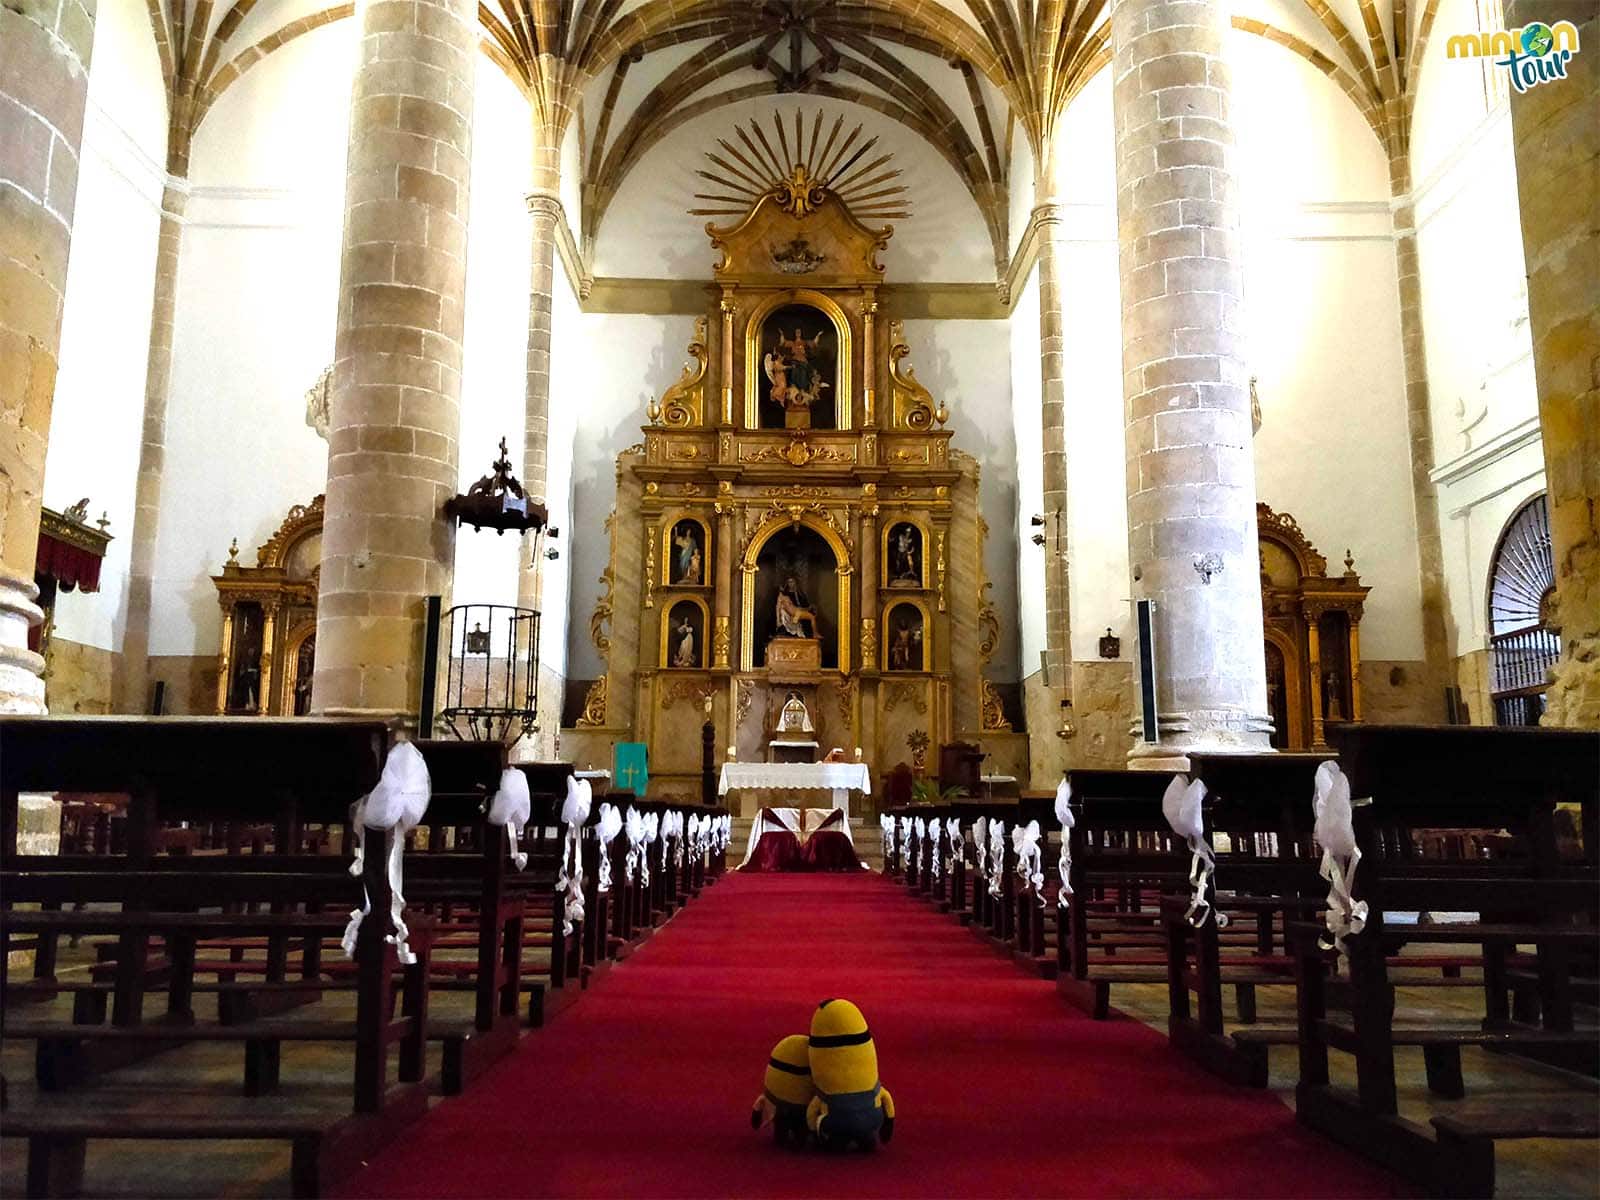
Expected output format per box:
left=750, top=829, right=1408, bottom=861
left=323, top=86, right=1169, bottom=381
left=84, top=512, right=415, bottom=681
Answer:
left=1487, top=493, right=1558, bottom=726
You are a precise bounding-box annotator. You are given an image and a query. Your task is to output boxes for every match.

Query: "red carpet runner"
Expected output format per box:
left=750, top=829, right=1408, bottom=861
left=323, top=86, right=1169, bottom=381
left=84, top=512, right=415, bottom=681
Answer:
left=340, top=873, right=1405, bottom=1198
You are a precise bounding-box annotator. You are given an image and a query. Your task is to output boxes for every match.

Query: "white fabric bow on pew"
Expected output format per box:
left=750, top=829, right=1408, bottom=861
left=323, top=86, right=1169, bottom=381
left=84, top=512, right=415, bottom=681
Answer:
left=556, top=776, right=593, bottom=935
left=945, top=817, right=961, bottom=874
left=642, top=812, right=660, bottom=884
left=344, top=741, right=431, bottom=965
left=897, top=816, right=913, bottom=871
left=1054, top=778, right=1074, bottom=911
left=1312, top=760, right=1366, bottom=956
left=718, top=813, right=731, bottom=853
left=987, top=820, right=1006, bottom=898
left=880, top=813, right=894, bottom=867
left=487, top=768, right=532, bottom=870
left=1013, top=819, right=1045, bottom=906
left=913, top=816, right=929, bottom=877
left=1163, top=774, right=1226, bottom=928
left=595, top=802, right=623, bottom=894
left=972, top=817, right=989, bottom=880
left=671, top=811, right=686, bottom=868
left=624, top=807, right=646, bottom=884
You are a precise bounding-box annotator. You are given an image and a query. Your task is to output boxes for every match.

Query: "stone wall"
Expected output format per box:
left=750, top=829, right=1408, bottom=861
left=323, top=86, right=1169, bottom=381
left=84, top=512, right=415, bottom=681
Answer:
left=43, top=636, right=115, bottom=713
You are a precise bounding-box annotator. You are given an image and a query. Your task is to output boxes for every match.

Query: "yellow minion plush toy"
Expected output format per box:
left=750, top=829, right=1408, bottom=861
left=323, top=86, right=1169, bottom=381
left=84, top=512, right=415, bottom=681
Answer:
left=805, top=999, right=896, bottom=1149
left=750, top=1034, right=815, bottom=1145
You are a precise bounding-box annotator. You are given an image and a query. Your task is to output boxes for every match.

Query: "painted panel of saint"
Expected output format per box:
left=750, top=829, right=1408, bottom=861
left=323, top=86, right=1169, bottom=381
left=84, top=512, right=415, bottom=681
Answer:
left=758, top=304, right=838, bottom=430
left=669, top=519, right=707, bottom=586
left=666, top=600, right=705, bottom=669
left=886, top=522, right=923, bottom=588
left=885, top=603, right=925, bottom=672
left=226, top=602, right=265, bottom=712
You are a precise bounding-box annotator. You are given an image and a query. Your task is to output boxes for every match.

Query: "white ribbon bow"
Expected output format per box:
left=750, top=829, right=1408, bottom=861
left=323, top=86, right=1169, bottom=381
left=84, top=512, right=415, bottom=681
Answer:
left=1013, top=819, right=1045, bottom=905
left=1054, top=778, right=1075, bottom=911
left=624, top=806, right=646, bottom=885
left=641, top=812, right=659, bottom=884
left=718, top=813, right=731, bottom=852
left=555, top=776, right=593, bottom=935
left=595, top=802, right=623, bottom=894
left=343, top=741, right=431, bottom=965
left=1312, top=760, right=1366, bottom=956
left=897, top=815, right=912, bottom=870
left=880, top=813, right=894, bottom=867
left=487, top=768, right=532, bottom=870
left=972, top=817, right=989, bottom=879
left=913, top=816, right=929, bottom=876
left=987, top=820, right=1006, bottom=898
left=1163, top=774, right=1226, bottom=929
left=945, top=817, right=961, bottom=875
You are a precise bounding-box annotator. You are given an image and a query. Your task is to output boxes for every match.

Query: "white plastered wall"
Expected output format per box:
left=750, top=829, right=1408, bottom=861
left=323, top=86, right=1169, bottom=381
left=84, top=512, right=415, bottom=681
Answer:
left=1409, top=0, right=1541, bottom=659
left=41, top=0, right=169, bottom=652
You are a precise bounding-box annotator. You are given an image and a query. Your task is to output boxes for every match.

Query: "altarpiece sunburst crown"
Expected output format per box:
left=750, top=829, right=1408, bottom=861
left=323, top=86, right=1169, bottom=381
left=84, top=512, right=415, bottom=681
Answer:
left=689, top=111, right=912, bottom=223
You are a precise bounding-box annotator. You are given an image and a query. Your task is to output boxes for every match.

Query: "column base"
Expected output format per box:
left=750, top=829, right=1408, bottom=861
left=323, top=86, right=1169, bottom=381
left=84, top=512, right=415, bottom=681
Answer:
left=1125, top=708, right=1274, bottom=770
left=1543, top=638, right=1600, bottom=729
left=0, top=563, right=47, bottom=714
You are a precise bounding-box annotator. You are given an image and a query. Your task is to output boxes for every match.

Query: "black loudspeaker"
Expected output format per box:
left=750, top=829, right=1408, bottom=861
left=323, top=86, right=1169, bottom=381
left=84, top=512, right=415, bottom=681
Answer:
left=419, top=594, right=442, bottom=738
left=1135, top=599, right=1158, bottom=744
left=150, top=680, right=166, bottom=716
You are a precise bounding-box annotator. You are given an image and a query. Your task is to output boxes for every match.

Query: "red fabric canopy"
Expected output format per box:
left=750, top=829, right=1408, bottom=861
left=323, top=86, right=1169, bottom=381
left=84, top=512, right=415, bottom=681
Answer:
left=36, top=530, right=104, bottom=593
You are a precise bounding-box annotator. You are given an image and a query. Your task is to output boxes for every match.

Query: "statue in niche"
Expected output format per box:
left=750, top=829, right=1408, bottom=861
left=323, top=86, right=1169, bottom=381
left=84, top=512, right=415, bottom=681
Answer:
left=887, top=607, right=924, bottom=671
left=775, top=574, right=819, bottom=638
left=292, top=634, right=316, bottom=716
left=888, top=523, right=921, bottom=586
left=1324, top=670, right=1344, bottom=722
left=670, top=520, right=704, bottom=585
left=665, top=600, right=704, bottom=669
left=779, top=690, right=814, bottom=733
left=672, top=617, right=697, bottom=668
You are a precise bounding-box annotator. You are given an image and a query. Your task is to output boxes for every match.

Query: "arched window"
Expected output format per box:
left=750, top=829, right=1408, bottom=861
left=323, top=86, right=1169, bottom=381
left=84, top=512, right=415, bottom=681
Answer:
left=1487, top=493, right=1559, bottom=725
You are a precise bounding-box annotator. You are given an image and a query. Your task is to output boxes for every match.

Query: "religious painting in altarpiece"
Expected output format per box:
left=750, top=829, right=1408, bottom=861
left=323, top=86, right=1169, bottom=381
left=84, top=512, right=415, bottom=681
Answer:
left=562, top=112, right=1029, bottom=800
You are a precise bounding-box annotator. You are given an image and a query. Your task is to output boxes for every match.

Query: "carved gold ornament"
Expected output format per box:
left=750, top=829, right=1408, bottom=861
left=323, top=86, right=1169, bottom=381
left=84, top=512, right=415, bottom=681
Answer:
left=688, top=112, right=910, bottom=224
left=653, top=316, right=709, bottom=428
left=576, top=676, right=609, bottom=727
left=980, top=678, right=1012, bottom=731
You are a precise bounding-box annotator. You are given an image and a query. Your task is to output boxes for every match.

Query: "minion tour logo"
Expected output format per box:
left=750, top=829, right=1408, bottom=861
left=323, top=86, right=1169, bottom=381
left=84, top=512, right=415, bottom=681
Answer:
left=1448, top=21, right=1582, bottom=93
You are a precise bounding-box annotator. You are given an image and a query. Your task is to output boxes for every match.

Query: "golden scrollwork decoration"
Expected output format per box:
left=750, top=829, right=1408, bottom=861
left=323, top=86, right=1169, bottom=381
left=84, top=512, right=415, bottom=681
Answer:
left=661, top=678, right=719, bottom=710
left=576, top=676, right=609, bottom=727
left=657, top=316, right=709, bottom=427
left=835, top=674, right=857, bottom=726
left=860, top=617, right=878, bottom=666
left=887, top=320, right=935, bottom=431
left=712, top=616, right=731, bottom=669
left=645, top=532, right=656, bottom=609
left=884, top=681, right=928, bottom=715
left=935, top=530, right=947, bottom=612
left=979, top=678, right=1012, bottom=731
left=736, top=678, right=755, bottom=727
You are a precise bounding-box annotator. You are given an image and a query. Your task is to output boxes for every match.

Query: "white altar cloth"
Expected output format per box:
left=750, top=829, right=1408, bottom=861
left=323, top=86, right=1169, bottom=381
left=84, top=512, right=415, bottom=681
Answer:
left=718, top=761, right=871, bottom=812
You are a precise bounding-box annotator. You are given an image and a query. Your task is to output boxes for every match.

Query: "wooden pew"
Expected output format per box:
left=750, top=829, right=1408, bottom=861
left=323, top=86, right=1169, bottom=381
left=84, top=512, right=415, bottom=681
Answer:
left=1055, top=770, right=1192, bottom=1019
left=1288, top=724, right=1599, bottom=1198
left=1011, top=792, right=1061, bottom=978
left=1162, top=752, right=1331, bottom=1085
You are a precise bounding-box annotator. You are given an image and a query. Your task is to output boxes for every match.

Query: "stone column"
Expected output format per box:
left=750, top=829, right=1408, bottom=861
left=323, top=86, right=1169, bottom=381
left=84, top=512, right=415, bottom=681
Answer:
left=1035, top=203, right=1071, bottom=696
left=1110, top=0, right=1272, bottom=765
left=515, top=134, right=561, bottom=630
left=119, top=179, right=186, bottom=713
left=0, top=0, right=96, bottom=716
left=1506, top=0, right=1599, bottom=728
left=312, top=0, right=475, bottom=721
left=1388, top=155, right=1451, bottom=705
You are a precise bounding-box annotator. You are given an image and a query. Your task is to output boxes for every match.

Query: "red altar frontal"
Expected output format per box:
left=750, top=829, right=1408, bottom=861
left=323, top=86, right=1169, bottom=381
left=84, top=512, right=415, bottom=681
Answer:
left=739, top=807, right=864, bottom=872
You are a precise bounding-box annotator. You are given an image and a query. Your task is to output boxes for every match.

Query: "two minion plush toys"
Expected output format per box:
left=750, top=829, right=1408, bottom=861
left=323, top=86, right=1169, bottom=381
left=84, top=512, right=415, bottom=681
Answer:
left=750, top=999, right=895, bottom=1151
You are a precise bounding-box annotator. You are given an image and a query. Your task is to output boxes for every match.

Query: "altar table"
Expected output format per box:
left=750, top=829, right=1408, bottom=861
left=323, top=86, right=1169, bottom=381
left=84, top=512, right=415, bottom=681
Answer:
left=717, top=761, right=871, bottom=816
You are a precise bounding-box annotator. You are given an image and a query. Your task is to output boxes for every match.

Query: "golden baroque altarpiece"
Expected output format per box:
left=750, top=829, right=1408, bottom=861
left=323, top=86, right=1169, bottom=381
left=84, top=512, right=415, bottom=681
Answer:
left=564, top=123, right=1024, bottom=800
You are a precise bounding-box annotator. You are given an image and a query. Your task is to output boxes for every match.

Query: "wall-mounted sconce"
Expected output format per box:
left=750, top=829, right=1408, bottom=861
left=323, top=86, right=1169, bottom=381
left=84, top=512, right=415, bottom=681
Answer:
left=544, top=546, right=560, bottom=560
left=1030, top=514, right=1046, bottom=527
left=1031, top=532, right=1046, bottom=547
left=1056, top=698, right=1077, bottom=740
left=1098, top=627, right=1121, bottom=659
